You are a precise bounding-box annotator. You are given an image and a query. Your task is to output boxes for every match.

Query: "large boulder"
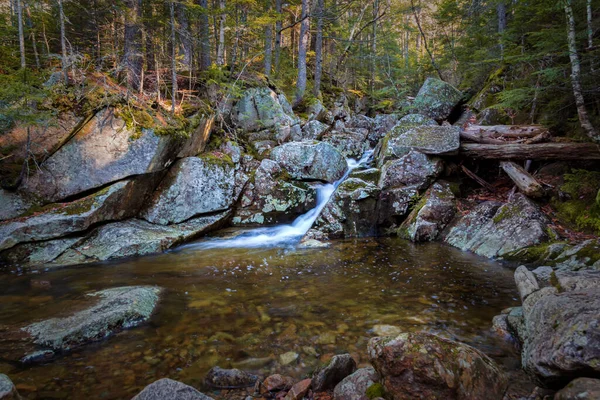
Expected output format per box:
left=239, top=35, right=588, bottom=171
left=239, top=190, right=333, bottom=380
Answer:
left=0, top=189, right=31, bottom=222
left=445, top=194, right=553, bottom=258
left=141, top=154, right=235, bottom=225
left=333, top=367, right=379, bottom=400
left=269, top=142, right=347, bottom=183
left=378, top=150, right=443, bottom=191
left=0, top=176, right=158, bottom=251
left=299, top=120, right=329, bottom=141
left=369, top=114, right=401, bottom=146
left=376, top=115, right=437, bottom=167
left=233, top=159, right=316, bottom=226
left=23, top=286, right=161, bottom=354
left=554, top=378, right=600, bottom=400
left=368, top=332, right=508, bottom=400
left=312, top=354, right=357, bottom=392
left=132, top=378, right=213, bottom=400
left=398, top=181, right=456, bottom=242
left=322, top=129, right=370, bottom=159
left=19, top=108, right=190, bottom=203
left=380, top=125, right=460, bottom=162
left=412, top=78, right=463, bottom=121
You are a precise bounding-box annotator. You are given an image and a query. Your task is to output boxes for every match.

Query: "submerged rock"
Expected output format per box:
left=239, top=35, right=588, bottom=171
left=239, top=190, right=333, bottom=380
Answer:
left=204, top=367, right=258, bottom=389
left=368, top=332, right=507, bottom=400
left=554, top=378, right=600, bottom=400
left=0, top=374, right=20, bottom=400
left=23, top=286, right=161, bottom=352
left=445, top=194, right=552, bottom=258
left=269, top=142, right=347, bottom=183
left=132, top=378, right=213, bottom=400
left=412, top=78, right=463, bottom=121
left=141, top=154, right=235, bottom=225
left=333, top=367, right=379, bottom=400
left=312, top=354, right=357, bottom=392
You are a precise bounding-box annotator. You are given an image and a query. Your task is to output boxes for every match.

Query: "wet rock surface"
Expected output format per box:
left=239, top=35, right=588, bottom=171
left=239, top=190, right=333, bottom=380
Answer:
left=333, top=367, right=379, bottom=400
left=368, top=332, right=508, bottom=400
left=204, top=367, right=258, bottom=389
left=132, top=378, right=214, bottom=400
left=269, top=142, right=347, bottom=183
left=554, top=378, right=600, bottom=400
left=312, top=354, right=357, bottom=392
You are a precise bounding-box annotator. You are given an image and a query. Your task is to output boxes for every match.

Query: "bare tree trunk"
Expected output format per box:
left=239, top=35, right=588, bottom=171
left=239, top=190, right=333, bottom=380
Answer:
left=199, top=0, right=211, bottom=70
left=24, top=4, right=40, bottom=69
left=410, top=0, right=443, bottom=80
left=497, top=2, right=506, bottom=60
left=264, top=1, right=273, bottom=77
left=123, top=0, right=143, bottom=92
left=313, top=0, right=323, bottom=96
left=144, top=2, right=155, bottom=73
left=177, top=3, right=192, bottom=69
left=230, top=4, right=239, bottom=69
left=587, top=0, right=595, bottom=71
left=16, top=0, right=26, bottom=69
left=295, top=0, right=310, bottom=105
left=274, top=0, right=282, bottom=70
left=170, top=1, right=177, bottom=115
left=58, top=0, right=69, bottom=83
left=370, top=0, right=378, bottom=95
left=564, top=0, right=598, bottom=142
left=216, top=0, right=226, bottom=65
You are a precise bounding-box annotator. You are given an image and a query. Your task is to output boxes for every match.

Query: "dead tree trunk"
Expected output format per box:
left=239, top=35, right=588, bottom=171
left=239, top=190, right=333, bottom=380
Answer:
left=500, top=161, right=545, bottom=198
left=313, top=0, right=324, bottom=97
left=295, top=0, right=310, bottom=105
left=460, top=143, right=600, bottom=160
left=17, top=0, right=26, bottom=69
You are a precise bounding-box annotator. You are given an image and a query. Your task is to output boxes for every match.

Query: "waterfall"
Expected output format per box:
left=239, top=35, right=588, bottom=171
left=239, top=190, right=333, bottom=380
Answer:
left=187, top=149, right=374, bottom=249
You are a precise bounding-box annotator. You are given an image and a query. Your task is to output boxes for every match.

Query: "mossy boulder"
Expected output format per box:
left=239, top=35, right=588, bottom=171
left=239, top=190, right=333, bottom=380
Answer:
left=379, top=150, right=443, bottom=191
left=444, top=194, right=553, bottom=258
left=368, top=331, right=507, bottom=400
left=375, top=114, right=437, bottom=167
left=141, top=154, right=235, bottom=225
left=322, top=129, right=370, bottom=159
left=333, top=367, right=380, bottom=400
left=269, top=142, right=347, bottom=183
left=412, top=78, right=462, bottom=121
left=383, top=125, right=460, bottom=159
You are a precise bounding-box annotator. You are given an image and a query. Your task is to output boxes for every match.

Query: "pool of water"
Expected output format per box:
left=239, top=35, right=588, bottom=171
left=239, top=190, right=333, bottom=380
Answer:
left=0, top=237, right=521, bottom=399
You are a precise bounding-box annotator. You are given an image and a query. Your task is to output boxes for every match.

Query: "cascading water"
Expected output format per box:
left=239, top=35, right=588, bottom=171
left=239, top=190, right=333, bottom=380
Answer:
left=186, top=149, right=374, bottom=249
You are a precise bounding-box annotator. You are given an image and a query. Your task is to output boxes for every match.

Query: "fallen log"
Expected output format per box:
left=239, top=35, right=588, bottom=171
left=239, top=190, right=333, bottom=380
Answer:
left=459, top=143, right=600, bottom=160
left=462, top=125, right=548, bottom=139
left=500, top=161, right=545, bottom=198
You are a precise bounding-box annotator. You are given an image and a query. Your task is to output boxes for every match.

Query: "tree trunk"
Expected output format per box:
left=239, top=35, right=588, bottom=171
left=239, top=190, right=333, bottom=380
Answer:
left=274, top=0, right=282, bottom=70
left=295, top=0, right=310, bottom=105
left=176, top=3, right=192, bottom=69
left=313, top=0, right=324, bottom=97
left=199, top=0, right=211, bottom=70
left=144, top=2, right=155, bottom=74
left=24, top=4, right=40, bottom=69
left=123, top=0, right=143, bottom=92
left=216, top=0, right=226, bottom=65
left=500, top=161, right=545, bottom=198
left=460, top=143, right=600, bottom=160
left=264, top=2, right=273, bottom=77
left=497, top=2, right=506, bottom=60
left=58, top=0, right=68, bottom=84
left=370, top=0, right=378, bottom=95
left=170, top=1, right=177, bottom=115
left=17, top=0, right=26, bottom=69
left=410, top=0, right=443, bottom=80
left=564, top=0, right=598, bottom=142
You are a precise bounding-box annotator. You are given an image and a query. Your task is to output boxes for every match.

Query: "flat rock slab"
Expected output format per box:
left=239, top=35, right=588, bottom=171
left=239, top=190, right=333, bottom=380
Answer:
left=386, top=125, right=460, bottom=157
left=132, top=378, right=214, bottom=400
left=23, top=286, right=161, bottom=352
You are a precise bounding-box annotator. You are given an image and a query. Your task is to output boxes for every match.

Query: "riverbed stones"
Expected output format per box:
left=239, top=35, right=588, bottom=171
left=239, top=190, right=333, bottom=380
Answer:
left=333, top=367, right=379, bottom=400
left=284, top=379, right=311, bottom=400
left=20, top=108, right=183, bottom=203
left=412, top=78, right=463, bottom=121
left=445, top=194, right=552, bottom=258
left=258, top=374, right=295, bottom=394
left=0, top=177, right=156, bottom=252
left=269, top=142, right=347, bottom=183
left=0, top=374, right=19, bottom=400
left=132, top=378, right=213, bottom=400
left=141, top=154, right=235, bottom=225
left=312, top=354, right=357, bottom=392
left=204, top=367, right=258, bottom=389
left=554, top=378, right=600, bottom=400
left=23, top=286, right=161, bottom=352
left=368, top=332, right=507, bottom=400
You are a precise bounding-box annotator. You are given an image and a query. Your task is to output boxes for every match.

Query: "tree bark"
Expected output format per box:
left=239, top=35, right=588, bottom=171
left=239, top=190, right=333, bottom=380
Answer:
left=370, top=0, right=378, bottom=95
left=123, top=0, right=143, bottom=92
left=460, top=143, right=600, bottom=160
left=199, top=0, right=211, bottom=70
left=500, top=161, right=545, bottom=198
left=295, top=0, right=310, bottom=105
left=170, top=1, right=177, bottom=115
left=410, top=0, right=443, bottom=80
left=564, top=0, right=598, bottom=142
left=176, top=3, right=192, bottom=69
left=497, top=2, right=506, bottom=60
left=58, top=0, right=68, bottom=84
left=264, top=2, right=273, bottom=77
left=313, top=0, right=324, bottom=97
left=274, top=0, right=282, bottom=70
left=24, top=4, right=40, bottom=69
left=16, top=0, right=26, bottom=69
left=216, top=0, right=226, bottom=66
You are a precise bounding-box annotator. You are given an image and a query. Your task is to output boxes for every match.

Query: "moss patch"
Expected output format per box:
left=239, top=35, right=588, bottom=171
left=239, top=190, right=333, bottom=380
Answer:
left=199, top=152, right=235, bottom=169
left=553, top=169, right=600, bottom=235
left=366, top=383, right=385, bottom=399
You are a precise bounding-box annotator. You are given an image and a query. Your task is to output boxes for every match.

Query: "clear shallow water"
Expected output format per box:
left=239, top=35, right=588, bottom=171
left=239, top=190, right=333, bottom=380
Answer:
left=0, top=237, right=521, bottom=399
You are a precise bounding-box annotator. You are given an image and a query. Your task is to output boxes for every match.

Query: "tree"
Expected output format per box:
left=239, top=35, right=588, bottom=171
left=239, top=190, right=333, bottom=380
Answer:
left=199, top=0, right=211, bottom=70
left=16, top=0, right=25, bottom=69
left=170, top=1, right=177, bottom=115
left=123, top=0, right=143, bottom=92
left=58, top=0, right=68, bottom=84
left=295, top=0, right=310, bottom=105
left=313, top=0, right=323, bottom=96
left=216, top=0, right=226, bottom=66
left=264, top=1, right=273, bottom=77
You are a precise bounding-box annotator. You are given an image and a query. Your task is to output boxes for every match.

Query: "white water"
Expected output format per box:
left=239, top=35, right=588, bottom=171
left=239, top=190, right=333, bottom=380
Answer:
left=187, top=150, right=374, bottom=249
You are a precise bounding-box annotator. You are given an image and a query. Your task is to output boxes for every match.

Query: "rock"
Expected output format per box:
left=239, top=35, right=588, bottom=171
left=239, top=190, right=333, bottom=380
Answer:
left=376, top=185, right=420, bottom=230
left=515, top=265, right=541, bottom=301
left=300, top=120, right=329, bottom=141
left=554, top=378, right=600, bottom=400
left=309, top=177, right=379, bottom=239
left=132, top=378, right=213, bottom=400
left=412, top=78, right=463, bottom=121
left=20, top=108, right=188, bottom=202
left=398, top=181, right=456, bottom=242
left=445, top=194, right=552, bottom=258
left=477, top=108, right=508, bottom=125
left=382, top=125, right=460, bottom=160
left=23, top=286, right=161, bottom=352
left=368, top=332, right=507, bottom=400
left=0, top=374, right=20, bottom=400
left=322, top=130, right=369, bottom=159
left=0, top=177, right=157, bottom=251
left=372, top=325, right=403, bottom=337
left=378, top=151, right=443, bottom=191
left=48, top=212, right=230, bottom=267
left=506, top=306, right=526, bottom=344
left=0, top=190, right=30, bottom=222
left=350, top=168, right=380, bottom=182
left=141, top=154, right=235, bottom=225
left=532, top=266, right=554, bottom=285
left=284, top=379, right=311, bottom=400
left=347, top=115, right=375, bottom=131
left=312, top=354, right=357, bottom=392
left=218, top=140, right=242, bottom=165
left=259, top=374, right=295, bottom=394
left=269, top=142, right=347, bottom=183
left=521, top=288, right=600, bottom=387
left=333, top=367, right=379, bottom=400
left=376, top=115, right=437, bottom=167
left=555, top=270, right=600, bottom=291
left=233, top=159, right=316, bottom=226
left=204, top=367, right=258, bottom=389
left=280, top=351, right=299, bottom=365
left=0, top=237, right=82, bottom=268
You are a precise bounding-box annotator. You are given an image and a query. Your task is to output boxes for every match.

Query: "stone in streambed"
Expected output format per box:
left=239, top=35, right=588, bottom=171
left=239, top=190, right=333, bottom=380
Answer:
left=284, top=379, right=312, bottom=400
left=132, top=378, right=213, bottom=400
left=258, top=374, right=295, bottom=394
left=204, top=367, right=258, bottom=389
left=0, top=374, right=20, bottom=400
left=333, top=367, right=379, bottom=400
left=280, top=351, right=299, bottom=365
left=515, top=265, right=540, bottom=301
left=312, top=354, right=357, bottom=392
left=23, top=286, right=161, bottom=352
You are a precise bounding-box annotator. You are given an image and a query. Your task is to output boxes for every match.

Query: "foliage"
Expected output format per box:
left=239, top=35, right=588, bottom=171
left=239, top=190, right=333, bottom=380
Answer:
left=553, top=169, right=600, bottom=235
